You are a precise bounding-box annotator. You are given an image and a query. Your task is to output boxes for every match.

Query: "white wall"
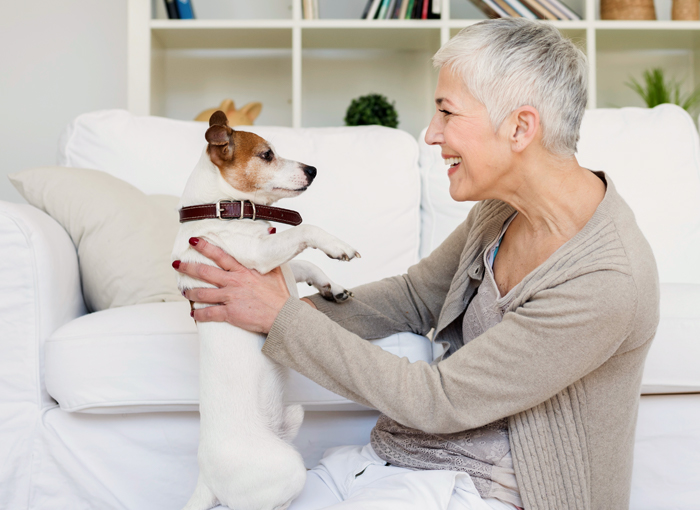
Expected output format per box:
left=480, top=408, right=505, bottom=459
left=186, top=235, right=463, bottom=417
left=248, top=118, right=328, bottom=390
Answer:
left=0, top=0, right=127, bottom=203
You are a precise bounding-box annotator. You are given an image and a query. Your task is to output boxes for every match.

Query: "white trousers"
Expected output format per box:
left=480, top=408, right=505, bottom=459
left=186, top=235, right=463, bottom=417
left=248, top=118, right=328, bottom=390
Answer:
left=288, top=444, right=518, bottom=510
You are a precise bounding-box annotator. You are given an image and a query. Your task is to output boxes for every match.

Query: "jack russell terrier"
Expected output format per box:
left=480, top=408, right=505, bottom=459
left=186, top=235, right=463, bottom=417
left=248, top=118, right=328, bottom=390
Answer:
left=172, top=111, right=360, bottom=510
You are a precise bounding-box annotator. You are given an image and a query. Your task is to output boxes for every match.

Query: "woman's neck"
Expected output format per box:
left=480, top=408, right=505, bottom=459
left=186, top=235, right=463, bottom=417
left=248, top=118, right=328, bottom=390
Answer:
left=497, top=151, right=606, bottom=241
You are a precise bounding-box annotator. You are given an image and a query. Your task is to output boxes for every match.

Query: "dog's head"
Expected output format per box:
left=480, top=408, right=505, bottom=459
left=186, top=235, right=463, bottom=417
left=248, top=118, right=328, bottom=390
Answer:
left=205, top=110, right=316, bottom=204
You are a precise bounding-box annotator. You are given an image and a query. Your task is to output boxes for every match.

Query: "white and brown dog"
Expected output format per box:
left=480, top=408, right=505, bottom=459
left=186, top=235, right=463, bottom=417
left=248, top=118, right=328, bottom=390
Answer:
left=172, top=111, right=359, bottom=510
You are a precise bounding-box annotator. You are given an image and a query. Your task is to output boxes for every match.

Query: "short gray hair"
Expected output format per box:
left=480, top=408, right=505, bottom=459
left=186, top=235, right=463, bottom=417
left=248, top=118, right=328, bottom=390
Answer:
left=432, top=19, right=587, bottom=157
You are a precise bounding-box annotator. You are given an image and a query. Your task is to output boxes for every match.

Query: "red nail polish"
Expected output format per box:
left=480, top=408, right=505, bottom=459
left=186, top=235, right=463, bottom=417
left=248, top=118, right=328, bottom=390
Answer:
left=190, top=310, right=194, bottom=318
left=172, top=260, right=180, bottom=269
left=189, top=237, right=199, bottom=246
left=268, top=227, right=276, bottom=235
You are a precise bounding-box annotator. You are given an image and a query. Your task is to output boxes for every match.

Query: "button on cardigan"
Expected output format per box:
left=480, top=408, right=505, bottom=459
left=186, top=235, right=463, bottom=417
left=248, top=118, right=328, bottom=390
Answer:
left=262, top=171, right=660, bottom=510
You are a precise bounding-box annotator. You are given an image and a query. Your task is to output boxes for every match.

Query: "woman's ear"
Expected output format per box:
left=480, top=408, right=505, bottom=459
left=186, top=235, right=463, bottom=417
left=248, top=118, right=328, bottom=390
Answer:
left=508, top=106, right=540, bottom=153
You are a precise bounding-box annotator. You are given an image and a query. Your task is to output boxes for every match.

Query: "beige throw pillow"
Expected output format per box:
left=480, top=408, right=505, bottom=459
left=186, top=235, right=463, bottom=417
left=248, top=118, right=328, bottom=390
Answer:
left=9, top=166, right=185, bottom=312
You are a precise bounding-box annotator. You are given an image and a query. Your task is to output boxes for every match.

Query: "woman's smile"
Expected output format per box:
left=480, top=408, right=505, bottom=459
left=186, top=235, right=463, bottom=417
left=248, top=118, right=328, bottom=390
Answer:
left=444, top=155, right=462, bottom=176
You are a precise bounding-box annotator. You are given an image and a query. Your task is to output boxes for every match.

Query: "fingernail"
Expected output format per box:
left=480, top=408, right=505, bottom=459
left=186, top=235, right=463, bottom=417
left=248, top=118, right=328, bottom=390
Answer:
left=190, top=310, right=194, bottom=318
left=268, top=227, right=276, bottom=235
left=181, top=290, right=186, bottom=297
left=189, top=237, right=199, bottom=246
left=172, top=260, right=180, bottom=269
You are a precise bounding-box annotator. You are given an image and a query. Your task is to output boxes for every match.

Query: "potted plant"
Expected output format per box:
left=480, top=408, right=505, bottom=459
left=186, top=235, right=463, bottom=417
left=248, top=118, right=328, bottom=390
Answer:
left=626, top=68, right=700, bottom=115
left=345, top=93, right=399, bottom=128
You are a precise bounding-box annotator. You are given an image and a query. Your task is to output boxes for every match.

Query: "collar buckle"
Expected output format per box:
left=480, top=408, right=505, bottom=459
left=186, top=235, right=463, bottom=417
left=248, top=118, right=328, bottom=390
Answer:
left=215, top=200, right=256, bottom=221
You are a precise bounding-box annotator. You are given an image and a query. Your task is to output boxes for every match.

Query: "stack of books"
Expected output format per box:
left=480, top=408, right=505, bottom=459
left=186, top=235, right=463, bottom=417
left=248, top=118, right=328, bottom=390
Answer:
left=467, top=0, right=581, bottom=20
left=164, top=0, right=195, bottom=19
left=362, top=0, right=442, bottom=19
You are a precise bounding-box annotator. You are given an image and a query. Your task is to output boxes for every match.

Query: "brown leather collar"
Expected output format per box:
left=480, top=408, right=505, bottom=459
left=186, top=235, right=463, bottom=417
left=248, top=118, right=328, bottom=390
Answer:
left=179, top=200, right=302, bottom=226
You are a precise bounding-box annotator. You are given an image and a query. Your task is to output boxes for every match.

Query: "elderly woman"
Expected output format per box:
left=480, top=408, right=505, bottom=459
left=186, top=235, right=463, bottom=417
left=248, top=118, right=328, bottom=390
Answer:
left=174, top=18, right=659, bottom=510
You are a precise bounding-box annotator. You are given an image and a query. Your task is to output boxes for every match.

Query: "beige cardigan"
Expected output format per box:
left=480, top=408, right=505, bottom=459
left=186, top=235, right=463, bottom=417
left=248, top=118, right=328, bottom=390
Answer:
left=263, top=172, right=660, bottom=510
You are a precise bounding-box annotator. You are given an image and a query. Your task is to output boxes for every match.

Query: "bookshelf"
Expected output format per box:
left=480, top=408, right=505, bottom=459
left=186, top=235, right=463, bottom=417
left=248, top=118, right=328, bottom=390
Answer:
left=128, top=0, right=700, bottom=137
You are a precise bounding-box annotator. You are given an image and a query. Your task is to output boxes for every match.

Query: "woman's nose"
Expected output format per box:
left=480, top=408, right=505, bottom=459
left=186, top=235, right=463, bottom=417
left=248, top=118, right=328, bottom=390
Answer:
left=424, top=114, right=444, bottom=146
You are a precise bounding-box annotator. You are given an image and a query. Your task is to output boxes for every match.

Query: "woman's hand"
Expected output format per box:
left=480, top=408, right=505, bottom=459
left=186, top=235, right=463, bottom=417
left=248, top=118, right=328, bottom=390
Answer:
left=172, top=237, right=290, bottom=334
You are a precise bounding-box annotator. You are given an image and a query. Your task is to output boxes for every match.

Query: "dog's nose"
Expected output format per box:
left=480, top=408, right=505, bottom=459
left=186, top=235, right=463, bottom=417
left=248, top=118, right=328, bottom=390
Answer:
left=303, top=165, right=317, bottom=181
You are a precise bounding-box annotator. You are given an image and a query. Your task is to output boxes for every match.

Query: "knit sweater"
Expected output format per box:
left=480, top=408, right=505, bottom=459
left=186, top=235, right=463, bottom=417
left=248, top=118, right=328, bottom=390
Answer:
left=262, top=171, right=660, bottom=510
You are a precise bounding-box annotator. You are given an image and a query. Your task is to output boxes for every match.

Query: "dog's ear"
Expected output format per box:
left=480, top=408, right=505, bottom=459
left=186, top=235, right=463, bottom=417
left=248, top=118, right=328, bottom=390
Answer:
left=209, top=110, right=229, bottom=127
left=205, top=125, right=232, bottom=146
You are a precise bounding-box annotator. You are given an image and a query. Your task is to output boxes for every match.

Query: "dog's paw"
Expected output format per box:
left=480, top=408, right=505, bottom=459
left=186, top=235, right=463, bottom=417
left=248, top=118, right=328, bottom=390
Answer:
left=322, top=240, right=360, bottom=262
left=318, top=283, right=353, bottom=302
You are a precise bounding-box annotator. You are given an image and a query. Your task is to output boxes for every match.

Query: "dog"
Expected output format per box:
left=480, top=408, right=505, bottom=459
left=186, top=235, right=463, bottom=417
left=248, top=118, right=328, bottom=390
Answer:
left=172, top=111, right=359, bottom=510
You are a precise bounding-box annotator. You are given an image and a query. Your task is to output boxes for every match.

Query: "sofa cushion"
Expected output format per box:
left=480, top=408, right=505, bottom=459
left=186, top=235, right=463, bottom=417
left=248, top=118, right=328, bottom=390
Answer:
left=57, top=110, right=422, bottom=295
left=44, top=302, right=434, bottom=414
left=577, top=104, right=700, bottom=285
left=641, top=283, right=700, bottom=394
left=9, top=167, right=184, bottom=312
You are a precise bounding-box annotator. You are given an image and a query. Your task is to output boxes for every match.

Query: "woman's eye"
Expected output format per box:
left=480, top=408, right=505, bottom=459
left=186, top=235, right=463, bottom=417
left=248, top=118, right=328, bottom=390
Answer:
left=439, top=109, right=452, bottom=116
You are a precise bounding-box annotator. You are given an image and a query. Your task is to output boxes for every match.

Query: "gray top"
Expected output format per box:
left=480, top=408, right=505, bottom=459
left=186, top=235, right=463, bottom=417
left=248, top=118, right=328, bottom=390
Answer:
left=370, top=212, right=521, bottom=507
left=263, top=171, right=660, bottom=510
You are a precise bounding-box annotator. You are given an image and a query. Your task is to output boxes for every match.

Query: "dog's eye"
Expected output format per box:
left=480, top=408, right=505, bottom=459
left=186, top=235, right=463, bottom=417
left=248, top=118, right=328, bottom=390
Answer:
left=259, top=150, right=274, bottom=162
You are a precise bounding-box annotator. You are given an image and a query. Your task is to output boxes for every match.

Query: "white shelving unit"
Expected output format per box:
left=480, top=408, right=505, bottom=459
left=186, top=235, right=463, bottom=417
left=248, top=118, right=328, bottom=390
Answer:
left=128, top=0, right=700, bottom=137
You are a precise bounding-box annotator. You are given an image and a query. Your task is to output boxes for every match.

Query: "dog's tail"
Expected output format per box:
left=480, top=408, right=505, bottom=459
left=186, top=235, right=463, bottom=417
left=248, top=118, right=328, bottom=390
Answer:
left=182, top=475, right=218, bottom=510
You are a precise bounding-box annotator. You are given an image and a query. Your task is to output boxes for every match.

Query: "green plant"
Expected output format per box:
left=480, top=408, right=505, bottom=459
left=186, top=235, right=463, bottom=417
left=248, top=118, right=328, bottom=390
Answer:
left=344, top=93, right=399, bottom=128
left=625, top=68, right=700, bottom=114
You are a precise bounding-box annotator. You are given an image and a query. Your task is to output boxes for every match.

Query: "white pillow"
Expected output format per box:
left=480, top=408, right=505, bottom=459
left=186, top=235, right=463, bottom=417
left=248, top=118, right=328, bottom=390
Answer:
left=9, top=167, right=184, bottom=312
left=58, top=110, right=423, bottom=290
left=577, top=104, right=700, bottom=284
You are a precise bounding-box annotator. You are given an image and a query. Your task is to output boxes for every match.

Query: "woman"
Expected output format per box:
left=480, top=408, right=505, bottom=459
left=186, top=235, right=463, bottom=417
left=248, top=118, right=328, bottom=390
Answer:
left=174, top=19, right=659, bottom=510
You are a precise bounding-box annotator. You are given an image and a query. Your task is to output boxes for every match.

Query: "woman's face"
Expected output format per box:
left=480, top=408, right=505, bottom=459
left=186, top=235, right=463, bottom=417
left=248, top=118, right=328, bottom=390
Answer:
left=425, top=67, right=511, bottom=202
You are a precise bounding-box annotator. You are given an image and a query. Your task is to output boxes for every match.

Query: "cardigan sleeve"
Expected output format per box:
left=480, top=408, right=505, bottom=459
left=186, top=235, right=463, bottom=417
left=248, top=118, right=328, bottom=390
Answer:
left=262, top=268, right=639, bottom=434
left=304, top=204, right=479, bottom=339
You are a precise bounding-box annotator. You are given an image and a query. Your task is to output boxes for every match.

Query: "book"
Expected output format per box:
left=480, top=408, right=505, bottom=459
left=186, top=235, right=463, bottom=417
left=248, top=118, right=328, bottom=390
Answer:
left=386, top=0, right=398, bottom=18
left=400, top=0, right=412, bottom=18
left=428, top=0, right=441, bottom=18
left=164, top=0, right=179, bottom=19
left=412, top=0, right=424, bottom=18
left=176, top=0, right=194, bottom=19
left=391, top=0, right=404, bottom=18
left=377, top=0, right=392, bottom=18
left=303, top=0, right=314, bottom=19
left=518, top=0, right=559, bottom=19
left=366, top=0, right=383, bottom=18
left=467, top=0, right=508, bottom=18
left=313, top=0, right=320, bottom=18
left=361, top=0, right=375, bottom=18
left=422, top=0, right=430, bottom=18
left=492, top=0, right=520, bottom=16
left=502, top=0, right=538, bottom=18
left=547, top=0, right=582, bottom=19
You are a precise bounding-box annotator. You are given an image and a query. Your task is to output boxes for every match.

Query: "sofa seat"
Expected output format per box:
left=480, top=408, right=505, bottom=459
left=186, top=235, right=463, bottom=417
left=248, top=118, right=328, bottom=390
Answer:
left=44, top=301, right=435, bottom=415
left=44, top=280, right=700, bottom=417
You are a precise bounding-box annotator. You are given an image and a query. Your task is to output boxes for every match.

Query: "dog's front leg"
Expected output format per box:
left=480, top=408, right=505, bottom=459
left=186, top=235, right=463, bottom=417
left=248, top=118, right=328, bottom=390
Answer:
left=246, top=225, right=360, bottom=274
left=288, top=260, right=353, bottom=302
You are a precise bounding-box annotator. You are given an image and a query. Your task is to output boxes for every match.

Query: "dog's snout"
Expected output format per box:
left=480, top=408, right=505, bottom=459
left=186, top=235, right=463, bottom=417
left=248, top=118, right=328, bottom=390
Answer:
left=303, top=165, right=317, bottom=181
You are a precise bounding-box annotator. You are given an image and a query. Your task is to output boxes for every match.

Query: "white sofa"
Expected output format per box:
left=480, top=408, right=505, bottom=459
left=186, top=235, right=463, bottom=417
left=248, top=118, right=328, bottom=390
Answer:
left=1, top=105, right=699, bottom=510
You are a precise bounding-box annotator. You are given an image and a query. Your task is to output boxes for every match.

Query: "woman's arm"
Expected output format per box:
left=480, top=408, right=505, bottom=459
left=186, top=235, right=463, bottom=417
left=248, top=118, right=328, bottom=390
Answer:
left=263, top=269, right=640, bottom=434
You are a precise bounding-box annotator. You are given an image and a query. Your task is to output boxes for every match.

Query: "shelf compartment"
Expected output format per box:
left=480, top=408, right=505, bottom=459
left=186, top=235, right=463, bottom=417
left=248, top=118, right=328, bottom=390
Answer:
left=302, top=25, right=442, bottom=50
left=151, top=23, right=293, bottom=49
left=596, top=29, right=700, bottom=110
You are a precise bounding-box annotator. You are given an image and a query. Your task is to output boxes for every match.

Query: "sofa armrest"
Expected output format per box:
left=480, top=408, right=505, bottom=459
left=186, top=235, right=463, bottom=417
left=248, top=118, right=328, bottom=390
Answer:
left=0, top=201, right=86, bottom=410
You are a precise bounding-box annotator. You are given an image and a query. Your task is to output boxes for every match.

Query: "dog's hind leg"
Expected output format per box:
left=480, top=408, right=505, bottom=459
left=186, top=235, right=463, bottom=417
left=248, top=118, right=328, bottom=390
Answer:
left=287, top=260, right=353, bottom=302
left=182, top=475, right=218, bottom=510
left=279, top=404, right=304, bottom=444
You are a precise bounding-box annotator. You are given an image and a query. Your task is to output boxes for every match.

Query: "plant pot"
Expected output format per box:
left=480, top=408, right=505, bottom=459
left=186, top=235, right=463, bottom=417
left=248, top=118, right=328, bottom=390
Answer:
left=672, top=0, right=700, bottom=19
left=601, top=0, right=656, bottom=19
